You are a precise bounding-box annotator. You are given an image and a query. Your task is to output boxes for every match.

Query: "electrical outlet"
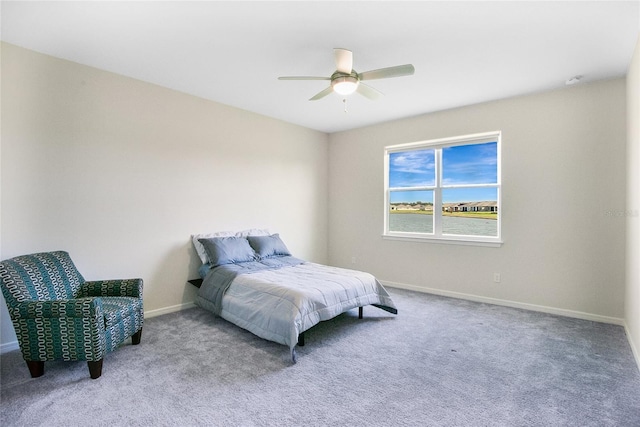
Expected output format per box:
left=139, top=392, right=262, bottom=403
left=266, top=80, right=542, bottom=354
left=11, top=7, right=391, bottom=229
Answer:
left=493, top=273, right=501, bottom=283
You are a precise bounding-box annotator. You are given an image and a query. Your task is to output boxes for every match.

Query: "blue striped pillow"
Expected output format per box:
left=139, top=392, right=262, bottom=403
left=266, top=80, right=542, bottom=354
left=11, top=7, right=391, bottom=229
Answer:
left=247, top=234, right=291, bottom=259
left=198, top=237, right=256, bottom=267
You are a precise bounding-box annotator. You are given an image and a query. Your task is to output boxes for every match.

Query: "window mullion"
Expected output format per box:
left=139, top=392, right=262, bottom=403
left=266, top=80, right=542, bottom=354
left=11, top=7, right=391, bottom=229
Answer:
left=434, top=148, right=443, bottom=237
left=389, top=186, right=436, bottom=192
left=441, top=183, right=499, bottom=189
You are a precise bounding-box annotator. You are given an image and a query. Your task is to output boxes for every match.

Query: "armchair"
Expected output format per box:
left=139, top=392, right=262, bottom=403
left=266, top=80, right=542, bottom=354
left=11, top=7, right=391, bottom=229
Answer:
left=0, top=251, right=144, bottom=379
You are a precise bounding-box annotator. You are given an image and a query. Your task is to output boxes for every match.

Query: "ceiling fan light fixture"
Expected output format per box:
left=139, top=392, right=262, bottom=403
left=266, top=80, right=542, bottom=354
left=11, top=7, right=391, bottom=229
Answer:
left=332, top=76, right=359, bottom=95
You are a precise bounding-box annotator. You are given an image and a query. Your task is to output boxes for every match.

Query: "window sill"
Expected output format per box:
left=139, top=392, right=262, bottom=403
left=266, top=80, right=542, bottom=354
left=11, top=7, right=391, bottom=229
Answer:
left=382, top=233, right=503, bottom=247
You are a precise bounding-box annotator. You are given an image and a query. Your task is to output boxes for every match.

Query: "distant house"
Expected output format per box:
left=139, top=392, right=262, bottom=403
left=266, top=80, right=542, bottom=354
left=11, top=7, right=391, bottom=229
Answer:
left=442, top=201, right=497, bottom=213
left=473, top=201, right=498, bottom=212
left=390, top=203, right=433, bottom=211
left=442, top=203, right=457, bottom=212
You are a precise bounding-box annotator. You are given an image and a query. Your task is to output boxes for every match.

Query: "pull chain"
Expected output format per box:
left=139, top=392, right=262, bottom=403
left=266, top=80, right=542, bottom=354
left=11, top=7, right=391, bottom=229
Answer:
left=343, top=98, right=348, bottom=113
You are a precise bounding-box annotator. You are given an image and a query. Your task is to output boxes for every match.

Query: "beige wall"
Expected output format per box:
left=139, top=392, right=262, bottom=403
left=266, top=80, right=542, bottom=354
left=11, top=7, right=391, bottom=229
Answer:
left=0, top=43, right=329, bottom=349
left=328, top=78, right=627, bottom=322
left=0, top=43, right=5, bottom=347
left=1, top=40, right=635, bottom=355
left=626, top=35, right=640, bottom=367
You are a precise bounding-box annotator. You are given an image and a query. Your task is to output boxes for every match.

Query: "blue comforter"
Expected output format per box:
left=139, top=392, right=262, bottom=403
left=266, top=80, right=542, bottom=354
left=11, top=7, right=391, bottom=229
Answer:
left=195, top=256, right=398, bottom=361
left=197, top=256, right=306, bottom=316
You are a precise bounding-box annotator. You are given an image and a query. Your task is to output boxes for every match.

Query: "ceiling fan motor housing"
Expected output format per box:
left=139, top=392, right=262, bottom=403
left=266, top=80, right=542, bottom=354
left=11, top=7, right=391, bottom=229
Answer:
left=331, top=71, right=360, bottom=95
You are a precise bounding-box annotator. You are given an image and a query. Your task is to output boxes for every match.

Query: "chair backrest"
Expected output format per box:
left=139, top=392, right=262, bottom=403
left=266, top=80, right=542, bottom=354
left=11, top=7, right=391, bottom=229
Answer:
left=0, top=251, right=85, bottom=307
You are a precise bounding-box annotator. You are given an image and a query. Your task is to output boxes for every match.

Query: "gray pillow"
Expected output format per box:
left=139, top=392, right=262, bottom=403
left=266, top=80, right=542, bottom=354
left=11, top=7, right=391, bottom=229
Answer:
left=247, top=234, right=291, bottom=258
left=198, top=236, right=256, bottom=267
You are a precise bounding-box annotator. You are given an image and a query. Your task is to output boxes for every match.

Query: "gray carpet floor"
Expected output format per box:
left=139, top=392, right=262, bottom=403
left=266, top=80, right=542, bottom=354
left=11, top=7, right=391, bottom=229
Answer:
left=1, top=287, right=640, bottom=426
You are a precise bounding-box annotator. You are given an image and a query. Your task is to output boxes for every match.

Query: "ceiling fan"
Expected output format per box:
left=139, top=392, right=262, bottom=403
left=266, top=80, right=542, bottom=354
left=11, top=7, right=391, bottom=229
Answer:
left=278, top=48, right=415, bottom=101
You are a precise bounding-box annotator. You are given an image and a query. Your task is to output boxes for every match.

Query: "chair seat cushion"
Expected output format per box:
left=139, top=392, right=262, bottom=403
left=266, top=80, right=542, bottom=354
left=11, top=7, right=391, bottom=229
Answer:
left=101, top=296, right=143, bottom=327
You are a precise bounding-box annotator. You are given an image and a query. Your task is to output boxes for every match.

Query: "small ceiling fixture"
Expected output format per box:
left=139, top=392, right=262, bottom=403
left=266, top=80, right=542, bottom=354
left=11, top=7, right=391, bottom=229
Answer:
left=565, top=75, right=583, bottom=85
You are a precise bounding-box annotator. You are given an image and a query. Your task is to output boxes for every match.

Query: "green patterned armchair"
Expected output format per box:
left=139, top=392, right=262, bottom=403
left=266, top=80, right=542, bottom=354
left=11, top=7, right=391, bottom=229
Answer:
left=0, top=251, right=144, bottom=379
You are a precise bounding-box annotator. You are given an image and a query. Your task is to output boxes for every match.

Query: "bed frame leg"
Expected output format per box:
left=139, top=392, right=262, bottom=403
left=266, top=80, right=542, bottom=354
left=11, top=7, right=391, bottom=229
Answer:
left=298, top=331, right=305, bottom=346
left=359, top=306, right=363, bottom=319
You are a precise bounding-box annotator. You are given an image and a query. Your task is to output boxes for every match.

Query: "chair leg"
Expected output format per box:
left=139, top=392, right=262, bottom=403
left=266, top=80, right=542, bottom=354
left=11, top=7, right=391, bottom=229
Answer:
left=88, top=359, right=103, bottom=379
left=131, top=329, right=142, bottom=345
left=26, top=360, right=44, bottom=378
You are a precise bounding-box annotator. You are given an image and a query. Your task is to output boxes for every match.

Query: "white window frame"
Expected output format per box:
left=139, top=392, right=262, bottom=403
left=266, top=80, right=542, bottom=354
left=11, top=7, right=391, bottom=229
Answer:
left=383, top=131, right=502, bottom=247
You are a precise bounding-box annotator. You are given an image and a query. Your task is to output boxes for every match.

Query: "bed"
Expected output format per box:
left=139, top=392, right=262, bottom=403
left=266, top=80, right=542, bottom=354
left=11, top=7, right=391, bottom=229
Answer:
left=191, top=230, right=397, bottom=361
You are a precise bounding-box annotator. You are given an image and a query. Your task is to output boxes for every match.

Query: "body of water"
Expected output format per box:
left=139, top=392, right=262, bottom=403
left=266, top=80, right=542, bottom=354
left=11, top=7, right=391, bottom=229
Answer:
left=389, top=213, right=497, bottom=237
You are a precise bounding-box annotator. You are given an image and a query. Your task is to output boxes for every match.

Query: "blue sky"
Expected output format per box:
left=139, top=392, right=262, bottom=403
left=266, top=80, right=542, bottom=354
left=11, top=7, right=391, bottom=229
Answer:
left=389, top=142, right=497, bottom=203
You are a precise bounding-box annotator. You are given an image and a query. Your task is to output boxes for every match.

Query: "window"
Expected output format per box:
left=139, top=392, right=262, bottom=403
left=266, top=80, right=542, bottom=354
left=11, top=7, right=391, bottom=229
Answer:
left=384, top=131, right=501, bottom=246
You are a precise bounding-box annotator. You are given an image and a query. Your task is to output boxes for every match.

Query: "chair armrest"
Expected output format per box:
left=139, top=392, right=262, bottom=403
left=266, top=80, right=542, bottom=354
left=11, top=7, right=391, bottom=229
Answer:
left=11, top=298, right=103, bottom=319
left=80, top=279, right=143, bottom=298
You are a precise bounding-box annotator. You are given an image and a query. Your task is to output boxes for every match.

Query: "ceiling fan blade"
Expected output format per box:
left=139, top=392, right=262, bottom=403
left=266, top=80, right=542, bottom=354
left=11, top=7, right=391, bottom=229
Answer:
left=334, top=48, right=353, bottom=74
left=278, top=76, right=331, bottom=81
left=359, top=64, right=415, bottom=81
left=309, top=86, right=334, bottom=101
left=356, top=83, right=384, bottom=100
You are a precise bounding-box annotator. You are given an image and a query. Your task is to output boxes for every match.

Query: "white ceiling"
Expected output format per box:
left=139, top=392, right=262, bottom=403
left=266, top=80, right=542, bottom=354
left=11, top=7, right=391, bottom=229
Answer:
left=2, top=1, right=639, bottom=133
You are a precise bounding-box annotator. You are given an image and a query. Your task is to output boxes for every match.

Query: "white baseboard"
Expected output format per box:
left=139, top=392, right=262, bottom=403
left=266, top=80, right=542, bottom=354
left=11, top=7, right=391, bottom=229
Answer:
left=0, top=340, right=19, bottom=354
left=624, top=323, right=640, bottom=373
left=381, top=280, right=625, bottom=326
left=144, top=301, right=196, bottom=319
left=0, top=302, right=197, bottom=354
left=2, top=289, right=636, bottom=372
